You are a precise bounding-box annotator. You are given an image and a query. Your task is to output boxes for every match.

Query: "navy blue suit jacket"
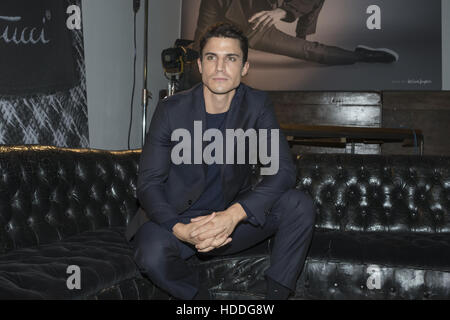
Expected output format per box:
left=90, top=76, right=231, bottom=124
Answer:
left=125, top=83, right=295, bottom=241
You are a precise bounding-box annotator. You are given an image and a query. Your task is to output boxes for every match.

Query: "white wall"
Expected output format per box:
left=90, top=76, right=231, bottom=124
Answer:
left=82, top=0, right=181, bottom=150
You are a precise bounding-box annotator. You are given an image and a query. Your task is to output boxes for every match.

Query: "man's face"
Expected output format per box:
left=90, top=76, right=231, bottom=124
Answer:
left=197, top=37, right=249, bottom=96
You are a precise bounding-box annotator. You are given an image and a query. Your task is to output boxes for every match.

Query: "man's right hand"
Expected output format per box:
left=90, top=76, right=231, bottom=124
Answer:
left=172, top=212, right=225, bottom=246
left=248, top=8, right=287, bottom=31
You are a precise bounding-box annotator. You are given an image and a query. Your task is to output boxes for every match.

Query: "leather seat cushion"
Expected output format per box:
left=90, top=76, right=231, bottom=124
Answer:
left=309, top=229, right=450, bottom=271
left=0, top=227, right=141, bottom=299
left=192, top=229, right=450, bottom=299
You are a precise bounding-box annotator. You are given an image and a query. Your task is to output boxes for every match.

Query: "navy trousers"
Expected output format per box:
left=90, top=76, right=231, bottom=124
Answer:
left=131, top=189, right=316, bottom=300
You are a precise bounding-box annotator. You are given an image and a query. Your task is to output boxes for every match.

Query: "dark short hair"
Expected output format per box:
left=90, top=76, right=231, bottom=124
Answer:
left=199, top=22, right=249, bottom=64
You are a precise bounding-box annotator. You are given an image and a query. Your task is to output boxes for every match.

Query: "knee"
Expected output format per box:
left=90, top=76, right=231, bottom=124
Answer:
left=282, top=189, right=316, bottom=226
left=133, top=224, right=171, bottom=275
left=134, top=243, right=163, bottom=275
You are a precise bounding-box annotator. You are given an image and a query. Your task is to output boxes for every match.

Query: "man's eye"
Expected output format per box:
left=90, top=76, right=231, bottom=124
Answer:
left=206, top=55, right=215, bottom=60
left=228, top=57, right=236, bottom=62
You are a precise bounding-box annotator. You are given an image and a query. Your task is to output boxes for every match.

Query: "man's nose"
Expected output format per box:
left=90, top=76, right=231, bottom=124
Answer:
left=216, top=58, right=225, bottom=72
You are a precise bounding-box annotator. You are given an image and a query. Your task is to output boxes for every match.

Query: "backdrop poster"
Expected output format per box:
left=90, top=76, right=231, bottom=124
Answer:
left=0, top=0, right=88, bottom=147
left=181, top=0, right=442, bottom=91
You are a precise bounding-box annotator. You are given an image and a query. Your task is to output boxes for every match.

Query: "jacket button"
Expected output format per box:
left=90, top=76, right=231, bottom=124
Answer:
left=188, top=200, right=192, bottom=205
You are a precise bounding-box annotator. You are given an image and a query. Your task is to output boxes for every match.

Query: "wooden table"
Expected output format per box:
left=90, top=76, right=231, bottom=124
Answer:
left=280, top=124, right=424, bottom=155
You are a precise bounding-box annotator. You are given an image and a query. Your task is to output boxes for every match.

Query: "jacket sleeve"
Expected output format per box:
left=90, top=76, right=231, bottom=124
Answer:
left=279, top=0, right=324, bottom=22
left=137, top=101, right=179, bottom=226
left=193, top=0, right=222, bottom=52
left=235, top=95, right=296, bottom=226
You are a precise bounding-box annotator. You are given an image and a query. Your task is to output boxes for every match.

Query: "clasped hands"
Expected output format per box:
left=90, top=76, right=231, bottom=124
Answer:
left=172, top=203, right=247, bottom=253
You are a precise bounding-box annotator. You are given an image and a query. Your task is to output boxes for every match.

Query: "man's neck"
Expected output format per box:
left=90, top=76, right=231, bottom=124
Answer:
left=203, top=85, right=236, bottom=114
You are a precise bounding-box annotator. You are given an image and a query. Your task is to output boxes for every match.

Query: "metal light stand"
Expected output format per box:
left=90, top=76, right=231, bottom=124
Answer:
left=141, top=0, right=152, bottom=147
left=166, top=73, right=181, bottom=97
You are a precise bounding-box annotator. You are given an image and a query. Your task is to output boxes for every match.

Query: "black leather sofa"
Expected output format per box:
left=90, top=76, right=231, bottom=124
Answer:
left=0, top=146, right=449, bottom=299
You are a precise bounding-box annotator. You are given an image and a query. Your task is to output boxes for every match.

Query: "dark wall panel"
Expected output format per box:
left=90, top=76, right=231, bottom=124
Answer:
left=382, top=92, right=450, bottom=156
left=269, top=92, right=381, bottom=154
left=270, top=91, right=450, bottom=156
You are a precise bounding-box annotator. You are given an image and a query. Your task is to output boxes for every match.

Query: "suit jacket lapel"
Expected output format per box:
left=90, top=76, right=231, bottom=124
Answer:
left=221, top=84, right=247, bottom=201
left=191, top=83, right=207, bottom=178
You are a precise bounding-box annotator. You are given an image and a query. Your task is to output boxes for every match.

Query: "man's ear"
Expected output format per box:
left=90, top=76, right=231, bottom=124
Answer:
left=197, top=58, right=203, bottom=74
left=241, top=61, right=250, bottom=76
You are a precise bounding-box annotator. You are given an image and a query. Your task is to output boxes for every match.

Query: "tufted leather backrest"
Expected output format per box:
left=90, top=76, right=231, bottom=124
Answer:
left=1, top=147, right=449, bottom=254
left=0, top=146, right=141, bottom=253
left=296, top=154, right=450, bottom=233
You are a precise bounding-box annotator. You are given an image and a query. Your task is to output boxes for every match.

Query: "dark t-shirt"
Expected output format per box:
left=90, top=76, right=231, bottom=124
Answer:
left=161, top=102, right=257, bottom=232
left=160, top=111, right=228, bottom=231
left=189, top=111, right=228, bottom=211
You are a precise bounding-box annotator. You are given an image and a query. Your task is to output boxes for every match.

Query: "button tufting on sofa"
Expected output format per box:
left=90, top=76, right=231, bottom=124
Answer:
left=0, top=146, right=449, bottom=299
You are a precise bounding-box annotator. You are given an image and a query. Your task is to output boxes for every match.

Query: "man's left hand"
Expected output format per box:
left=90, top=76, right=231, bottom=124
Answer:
left=189, top=203, right=247, bottom=252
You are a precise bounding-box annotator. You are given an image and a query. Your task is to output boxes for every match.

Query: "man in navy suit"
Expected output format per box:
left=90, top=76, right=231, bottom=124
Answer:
left=126, top=22, right=316, bottom=300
